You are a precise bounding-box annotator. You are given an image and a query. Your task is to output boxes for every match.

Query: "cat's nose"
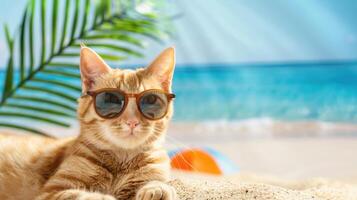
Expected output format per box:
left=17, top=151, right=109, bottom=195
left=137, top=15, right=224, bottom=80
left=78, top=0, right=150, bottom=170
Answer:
left=125, top=120, right=140, bottom=129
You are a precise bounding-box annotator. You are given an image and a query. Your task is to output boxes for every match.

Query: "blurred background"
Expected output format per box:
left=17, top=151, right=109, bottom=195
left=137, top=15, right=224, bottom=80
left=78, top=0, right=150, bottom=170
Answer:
left=0, top=0, right=357, bottom=180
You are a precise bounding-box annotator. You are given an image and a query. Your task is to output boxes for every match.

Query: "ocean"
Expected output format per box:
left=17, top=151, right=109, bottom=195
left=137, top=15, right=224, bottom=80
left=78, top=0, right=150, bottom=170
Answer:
left=172, top=62, right=357, bottom=123
left=1, top=62, right=357, bottom=123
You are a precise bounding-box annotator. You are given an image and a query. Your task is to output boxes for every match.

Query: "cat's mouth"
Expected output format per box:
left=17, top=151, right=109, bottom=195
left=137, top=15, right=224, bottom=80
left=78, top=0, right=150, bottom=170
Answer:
left=121, top=130, right=135, bottom=138
left=100, top=123, right=151, bottom=149
left=106, top=123, right=138, bottom=138
left=117, top=128, right=142, bottom=139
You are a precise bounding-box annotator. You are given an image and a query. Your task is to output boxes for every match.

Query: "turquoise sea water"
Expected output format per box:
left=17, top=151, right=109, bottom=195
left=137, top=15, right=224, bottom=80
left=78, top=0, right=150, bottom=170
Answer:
left=1, top=62, right=357, bottom=123
left=172, top=63, right=357, bottom=122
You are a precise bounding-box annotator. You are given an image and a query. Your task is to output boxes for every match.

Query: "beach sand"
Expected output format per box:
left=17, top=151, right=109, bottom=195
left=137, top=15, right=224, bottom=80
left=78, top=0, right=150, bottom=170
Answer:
left=166, top=137, right=357, bottom=181
left=166, top=134, right=357, bottom=199
left=168, top=170, right=357, bottom=199
left=166, top=121, right=357, bottom=181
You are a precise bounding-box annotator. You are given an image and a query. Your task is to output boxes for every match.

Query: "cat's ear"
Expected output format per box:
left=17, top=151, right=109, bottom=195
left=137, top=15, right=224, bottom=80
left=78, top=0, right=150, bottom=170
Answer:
left=80, top=46, right=112, bottom=93
left=145, top=47, right=175, bottom=92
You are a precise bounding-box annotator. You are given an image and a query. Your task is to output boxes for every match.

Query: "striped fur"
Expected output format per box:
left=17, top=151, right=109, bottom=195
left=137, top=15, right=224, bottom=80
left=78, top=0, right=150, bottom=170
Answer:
left=0, top=47, right=176, bottom=200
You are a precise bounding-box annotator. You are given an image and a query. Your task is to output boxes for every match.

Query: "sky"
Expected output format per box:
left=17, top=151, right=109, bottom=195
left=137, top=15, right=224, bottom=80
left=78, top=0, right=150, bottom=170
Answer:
left=1, top=0, right=357, bottom=68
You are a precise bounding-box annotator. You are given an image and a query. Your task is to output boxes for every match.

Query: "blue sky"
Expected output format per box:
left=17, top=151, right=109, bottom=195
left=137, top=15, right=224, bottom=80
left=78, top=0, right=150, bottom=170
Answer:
left=1, top=0, right=357, bottom=68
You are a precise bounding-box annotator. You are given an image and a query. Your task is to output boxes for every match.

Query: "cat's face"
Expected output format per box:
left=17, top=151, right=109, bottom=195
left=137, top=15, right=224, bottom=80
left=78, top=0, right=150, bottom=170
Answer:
left=77, top=47, right=175, bottom=149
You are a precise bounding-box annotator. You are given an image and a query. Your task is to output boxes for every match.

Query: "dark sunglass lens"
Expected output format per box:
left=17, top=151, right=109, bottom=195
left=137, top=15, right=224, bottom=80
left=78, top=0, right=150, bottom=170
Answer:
left=139, top=92, right=168, bottom=120
left=95, top=91, right=125, bottom=118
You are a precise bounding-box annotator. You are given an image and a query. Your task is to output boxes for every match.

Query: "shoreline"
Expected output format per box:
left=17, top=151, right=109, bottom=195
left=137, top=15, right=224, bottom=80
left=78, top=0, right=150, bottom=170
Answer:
left=168, top=119, right=357, bottom=141
left=1, top=118, right=357, bottom=138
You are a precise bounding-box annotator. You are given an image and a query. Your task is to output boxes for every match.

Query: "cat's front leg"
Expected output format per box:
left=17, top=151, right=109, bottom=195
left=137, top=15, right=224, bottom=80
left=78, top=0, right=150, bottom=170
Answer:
left=135, top=181, right=176, bottom=200
left=36, top=153, right=116, bottom=200
left=36, top=189, right=116, bottom=200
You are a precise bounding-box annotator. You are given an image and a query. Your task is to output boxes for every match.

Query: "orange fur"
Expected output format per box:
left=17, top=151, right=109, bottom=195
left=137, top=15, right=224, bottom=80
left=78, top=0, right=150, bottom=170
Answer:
left=0, top=47, right=176, bottom=200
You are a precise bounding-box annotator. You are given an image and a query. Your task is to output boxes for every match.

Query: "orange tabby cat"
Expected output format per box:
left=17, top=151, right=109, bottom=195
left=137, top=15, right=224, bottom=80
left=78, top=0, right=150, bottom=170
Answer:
left=0, top=46, right=177, bottom=200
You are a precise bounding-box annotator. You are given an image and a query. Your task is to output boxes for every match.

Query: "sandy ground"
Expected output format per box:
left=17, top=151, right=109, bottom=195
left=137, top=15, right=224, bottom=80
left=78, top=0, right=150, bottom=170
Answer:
left=165, top=121, right=357, bottom=181
left=166, top=137, right=357, bottom=181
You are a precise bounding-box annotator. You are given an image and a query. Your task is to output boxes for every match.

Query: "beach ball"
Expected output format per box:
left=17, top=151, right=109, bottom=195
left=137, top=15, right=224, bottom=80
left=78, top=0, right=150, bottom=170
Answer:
left=168, top=147, right=238, bottom=175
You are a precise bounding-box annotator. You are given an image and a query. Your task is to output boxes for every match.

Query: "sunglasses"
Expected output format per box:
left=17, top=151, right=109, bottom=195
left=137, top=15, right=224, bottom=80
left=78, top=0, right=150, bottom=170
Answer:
left=85, top=89, right=175, bottom=120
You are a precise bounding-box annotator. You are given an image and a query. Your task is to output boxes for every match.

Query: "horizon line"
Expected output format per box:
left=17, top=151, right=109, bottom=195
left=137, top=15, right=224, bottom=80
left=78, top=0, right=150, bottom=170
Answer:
left=0, top=58, right=357, bottom=71
left=121, top=58, right=357, bottom=69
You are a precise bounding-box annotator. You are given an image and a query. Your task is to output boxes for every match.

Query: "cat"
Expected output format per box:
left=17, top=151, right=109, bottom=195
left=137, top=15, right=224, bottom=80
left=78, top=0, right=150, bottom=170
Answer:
left=0, top=46, right=177, bottom=200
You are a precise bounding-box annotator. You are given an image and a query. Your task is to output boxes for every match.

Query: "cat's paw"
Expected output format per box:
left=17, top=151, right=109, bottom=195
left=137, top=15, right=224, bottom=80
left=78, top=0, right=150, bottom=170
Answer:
left=136, top=181, right=176, bottom=200
left=76, top=192, right=116, bottom=200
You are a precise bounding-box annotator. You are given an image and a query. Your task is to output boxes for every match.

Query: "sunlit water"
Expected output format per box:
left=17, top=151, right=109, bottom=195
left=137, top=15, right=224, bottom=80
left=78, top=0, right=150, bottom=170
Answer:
left=173, top=63, right=357, bottom=123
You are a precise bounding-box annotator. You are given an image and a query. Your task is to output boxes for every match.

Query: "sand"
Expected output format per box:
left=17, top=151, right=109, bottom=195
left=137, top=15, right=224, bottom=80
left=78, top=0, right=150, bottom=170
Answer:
left=164, top=137, right=357, bottom=199
left=171, top=138, right=357, bottom=180
left=165, top=122, right=357, bottom=199
left=169, top=171, right=357, bottom=199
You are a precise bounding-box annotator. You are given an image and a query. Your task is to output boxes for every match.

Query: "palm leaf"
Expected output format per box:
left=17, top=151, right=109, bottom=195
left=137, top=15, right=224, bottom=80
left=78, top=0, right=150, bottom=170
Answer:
left=70, top=0, right=80, bottom=39
left=29, top=0, right=35, bottom=70
left=41, top=69, right=81, bottom=79
left=82, top=33, right=145, bottom=47
left=40, top=0, right=47, bottom=63
left=22, top=85, right=78, bottom=102
left=0, top=123, right=49, bottom=136
left=19, top=7, right=28, bottom=80
left=32, top=78, right=81, bottom=92
left=51, top=0, right=58, bottom=54
left=2, top=25, right=14, bottom=101
left=12, top=95, right=76, bottom=111
left=5, top=103, right=74, bottom=117
left=72, top=43, right=144, bottom=57
left=59, top=52, right=126, bottom=61
left=0, top=0, right=171, bottom=136
left=59, top=0, right=70, bottom=50
left=0, top=112, right=69, bottom=127
left=47, top=62, right=78, bottom=69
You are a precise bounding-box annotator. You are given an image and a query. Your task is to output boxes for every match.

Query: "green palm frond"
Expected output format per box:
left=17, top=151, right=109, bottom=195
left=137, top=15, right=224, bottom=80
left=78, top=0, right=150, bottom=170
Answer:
left=0, top=0, right=172, bottom=136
